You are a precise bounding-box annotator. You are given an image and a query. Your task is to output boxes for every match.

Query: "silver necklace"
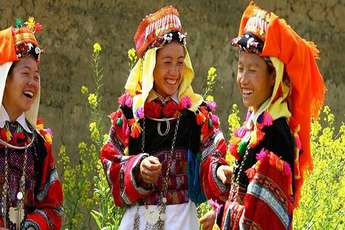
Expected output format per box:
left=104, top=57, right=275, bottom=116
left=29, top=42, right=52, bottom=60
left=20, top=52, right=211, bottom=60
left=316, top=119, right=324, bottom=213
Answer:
left=146, top=116, right=176, bottom=137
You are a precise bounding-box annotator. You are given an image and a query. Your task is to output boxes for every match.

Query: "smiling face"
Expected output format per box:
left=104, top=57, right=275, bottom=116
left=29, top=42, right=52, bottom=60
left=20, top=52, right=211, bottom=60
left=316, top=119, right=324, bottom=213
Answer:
left=3, top=56, right=40, bottom=120
left=153, top=41, right=185, bottom=98
left=237, top=51, right=275, bottom=112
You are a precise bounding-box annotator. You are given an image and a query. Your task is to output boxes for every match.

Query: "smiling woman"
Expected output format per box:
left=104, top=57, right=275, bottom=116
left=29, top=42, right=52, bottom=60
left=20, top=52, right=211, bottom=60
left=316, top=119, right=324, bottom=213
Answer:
left=100, top=5, right=229, bottom=230
left=236, top=51, right=275, bottom=112
left=201, top=2, right=325, bottom=230
left=153, top=41, right=185, bottom=98
left=0, top=18, right=63, bottom=229
left=3, top=57, right=40, bottom=120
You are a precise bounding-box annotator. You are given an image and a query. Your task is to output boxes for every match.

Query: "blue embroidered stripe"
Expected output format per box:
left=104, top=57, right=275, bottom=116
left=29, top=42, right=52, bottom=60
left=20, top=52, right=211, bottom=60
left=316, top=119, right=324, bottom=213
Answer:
left=247, top=182, right=291, bottom=229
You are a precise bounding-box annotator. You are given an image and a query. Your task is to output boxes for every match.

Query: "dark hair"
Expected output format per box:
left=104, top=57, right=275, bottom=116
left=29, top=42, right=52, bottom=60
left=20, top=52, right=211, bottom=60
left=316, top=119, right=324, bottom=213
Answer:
left=264, top=57, right=275, bottom=75
left=7, top=62, right=17, bottom=77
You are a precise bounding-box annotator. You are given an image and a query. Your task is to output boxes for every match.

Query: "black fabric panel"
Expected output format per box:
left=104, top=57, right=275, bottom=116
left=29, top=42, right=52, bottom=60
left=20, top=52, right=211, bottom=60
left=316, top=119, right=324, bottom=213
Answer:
left=128, top=109, right=200, bottom=155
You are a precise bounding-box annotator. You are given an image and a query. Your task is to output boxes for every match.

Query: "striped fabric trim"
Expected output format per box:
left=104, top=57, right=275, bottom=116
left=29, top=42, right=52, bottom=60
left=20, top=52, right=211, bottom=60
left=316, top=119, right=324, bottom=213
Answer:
left=34, top=209, right=52, bottom=229
left=201, top=131, right=224, bottom=161
left=36, top=169, right=59, bottom=201
left=130, top=153, right=151, bottom=194
left=247, top=182, right=291, bottom=229
left=212, top=163, right=227, bottom=193
left=22, top=220, right=40, bottom=230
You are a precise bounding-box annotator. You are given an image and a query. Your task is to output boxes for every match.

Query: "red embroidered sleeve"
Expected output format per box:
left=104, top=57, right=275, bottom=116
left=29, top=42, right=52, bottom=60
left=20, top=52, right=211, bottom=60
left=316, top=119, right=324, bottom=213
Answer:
left=197, top=105, right=230, bottom=200
left=100, top=109, right=152, bottom=207
left=24, top=130, right=63, bottom=230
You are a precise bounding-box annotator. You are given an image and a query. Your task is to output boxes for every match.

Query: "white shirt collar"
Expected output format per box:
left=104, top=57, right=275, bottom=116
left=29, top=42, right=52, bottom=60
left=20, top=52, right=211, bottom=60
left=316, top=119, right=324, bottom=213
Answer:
left=148, top=90, right=179, bottom=104
left=0, top=105, right=32, bottom=133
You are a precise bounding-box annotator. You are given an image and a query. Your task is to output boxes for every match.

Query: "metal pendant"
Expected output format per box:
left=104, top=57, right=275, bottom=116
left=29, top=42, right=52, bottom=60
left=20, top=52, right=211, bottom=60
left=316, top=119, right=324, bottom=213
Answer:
left=9, top=206, right=24, bottom=229
left=157, top=120, right=170, bottom=136
left=144, top=206, right=160, bottom=225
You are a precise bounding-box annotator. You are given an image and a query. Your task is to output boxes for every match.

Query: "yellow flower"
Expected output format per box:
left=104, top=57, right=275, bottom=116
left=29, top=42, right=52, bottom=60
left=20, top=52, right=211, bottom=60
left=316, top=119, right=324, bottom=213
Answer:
left=128, top=48, right=136, bottom=60
left=208, top=67, right=217, bottom=77
left=206, top=95, right=214, bottom=101
left=89, top=122, right=100, bottom=141
left=78, top=142, right=87, bottom=151
left=88, top=93, right=98, bottom=109
left=80, top=86, right=89, bottom=95
left=93, top=42, right=102, bottom=53
left=26, top=17, right=35, bottom=30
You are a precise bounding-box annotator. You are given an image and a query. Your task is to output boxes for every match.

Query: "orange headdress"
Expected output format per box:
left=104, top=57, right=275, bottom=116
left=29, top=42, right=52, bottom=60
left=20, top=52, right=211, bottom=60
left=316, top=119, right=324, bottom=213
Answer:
left=0, top=17, right=43, bottom=127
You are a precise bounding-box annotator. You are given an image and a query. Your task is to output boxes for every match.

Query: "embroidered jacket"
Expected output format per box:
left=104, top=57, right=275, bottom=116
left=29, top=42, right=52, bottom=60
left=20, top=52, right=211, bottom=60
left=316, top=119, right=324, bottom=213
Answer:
left=100, top=95, right=229, bottom=207
left=216, top=112, right=296, bottom=230
left=0, top=121, right=63, bottom=230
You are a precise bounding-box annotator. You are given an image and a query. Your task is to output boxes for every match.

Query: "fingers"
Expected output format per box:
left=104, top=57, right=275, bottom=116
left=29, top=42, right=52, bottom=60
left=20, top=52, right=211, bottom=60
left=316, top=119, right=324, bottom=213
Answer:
left=142, top=156, right=161, bottom=170
left=217, top=165, right=232, bottom=184
left=140, top=156, right=162, bottom=183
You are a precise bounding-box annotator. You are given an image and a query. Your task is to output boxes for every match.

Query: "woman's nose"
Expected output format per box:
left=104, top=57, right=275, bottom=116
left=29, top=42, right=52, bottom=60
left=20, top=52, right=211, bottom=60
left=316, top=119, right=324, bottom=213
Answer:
left=169, top=64, right=180, bottom=76
left=238, top=72, right=248, bottom=85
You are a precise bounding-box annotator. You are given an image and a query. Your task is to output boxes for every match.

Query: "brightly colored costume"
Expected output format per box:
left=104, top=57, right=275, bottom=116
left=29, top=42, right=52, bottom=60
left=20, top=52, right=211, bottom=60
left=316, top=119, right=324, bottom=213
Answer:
left=100, top=6, right=228, bottom=230
left=0, top=18, right=63, bottom=229
left=215, top=3, right=325, bottom=230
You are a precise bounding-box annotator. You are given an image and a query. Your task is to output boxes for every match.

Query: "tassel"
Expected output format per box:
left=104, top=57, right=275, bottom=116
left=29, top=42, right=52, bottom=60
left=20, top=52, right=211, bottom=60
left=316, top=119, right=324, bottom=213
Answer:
left=208, top=119, right=213, bottom=128
left=245, top=167, right=256, bottom=180
left=283, top=162, right=292, bottom=176
left=130, top=120, right=142, bottom=138
left=237, top=140, right=248, bottom=157
left=116, top=118, right=123, bottom=126
left=256, top=149, right=267, bottom=161
left=229, top=144, right=240, bottom=160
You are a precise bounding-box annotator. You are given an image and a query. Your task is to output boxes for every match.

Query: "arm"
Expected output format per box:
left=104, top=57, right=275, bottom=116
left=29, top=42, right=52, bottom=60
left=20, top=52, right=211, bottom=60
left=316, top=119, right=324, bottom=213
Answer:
left=23, top=129, right=63, bottom=230
left=100, top=108, right=152, bottom=207
left=197, top=104, right=230, bottom=201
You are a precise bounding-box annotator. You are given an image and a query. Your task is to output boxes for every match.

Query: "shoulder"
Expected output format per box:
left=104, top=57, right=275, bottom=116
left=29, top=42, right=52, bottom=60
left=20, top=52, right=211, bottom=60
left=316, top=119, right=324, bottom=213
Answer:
left=35, top=118, right=53, bottom=146
left=263, top=117, right=294, bottom=164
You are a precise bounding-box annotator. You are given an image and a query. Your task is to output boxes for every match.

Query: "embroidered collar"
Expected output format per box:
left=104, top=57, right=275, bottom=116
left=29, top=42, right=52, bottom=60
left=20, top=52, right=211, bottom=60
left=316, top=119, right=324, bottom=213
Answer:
left=147, top=90, right=179, bottom=104
left=0, top=105, right=32, bottom=133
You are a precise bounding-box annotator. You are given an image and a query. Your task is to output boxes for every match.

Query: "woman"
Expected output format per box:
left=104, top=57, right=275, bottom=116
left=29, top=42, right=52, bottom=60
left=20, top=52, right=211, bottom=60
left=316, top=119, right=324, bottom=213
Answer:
left=201, top=2, right=325, bottom=230
left=100, top=6, right=230, bottom=230
left=0, top=18, right=63, bottom=229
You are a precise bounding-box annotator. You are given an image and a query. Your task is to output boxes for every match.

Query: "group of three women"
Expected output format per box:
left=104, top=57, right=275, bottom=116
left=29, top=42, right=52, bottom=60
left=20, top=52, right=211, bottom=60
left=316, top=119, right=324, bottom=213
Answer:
left=0, top=2, right=325, bottom=230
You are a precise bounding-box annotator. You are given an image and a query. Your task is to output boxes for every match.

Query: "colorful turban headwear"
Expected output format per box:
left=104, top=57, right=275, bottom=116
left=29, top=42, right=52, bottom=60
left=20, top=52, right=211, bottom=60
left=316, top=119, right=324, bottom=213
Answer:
left=125, top=5, right=203, bottom=120
left=0, top=17, right=43, bottom=127
left=231, top=2, right=325, bottom=208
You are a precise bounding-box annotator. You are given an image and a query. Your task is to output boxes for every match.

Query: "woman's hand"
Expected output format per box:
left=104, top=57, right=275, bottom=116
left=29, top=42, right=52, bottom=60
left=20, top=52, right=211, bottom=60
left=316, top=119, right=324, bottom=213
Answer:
left=199, top=210, right=216, bottom=230
left=216, top=165, right=232, bottom=184
left=140, top=156, right=162, bottom=184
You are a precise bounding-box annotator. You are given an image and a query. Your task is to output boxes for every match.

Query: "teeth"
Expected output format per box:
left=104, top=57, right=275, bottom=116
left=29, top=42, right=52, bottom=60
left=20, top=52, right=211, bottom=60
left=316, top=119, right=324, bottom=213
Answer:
left=24, top=91, right=34, bottom=98
left=166, top=79, right=177, bottom=85
left=242, top=89, right=253, bottom=95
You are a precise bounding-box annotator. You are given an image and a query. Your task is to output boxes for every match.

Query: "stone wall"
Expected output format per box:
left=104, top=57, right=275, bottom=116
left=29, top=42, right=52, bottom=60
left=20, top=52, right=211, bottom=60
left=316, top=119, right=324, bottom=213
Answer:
left=1, top=0, right=344, bottom=153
